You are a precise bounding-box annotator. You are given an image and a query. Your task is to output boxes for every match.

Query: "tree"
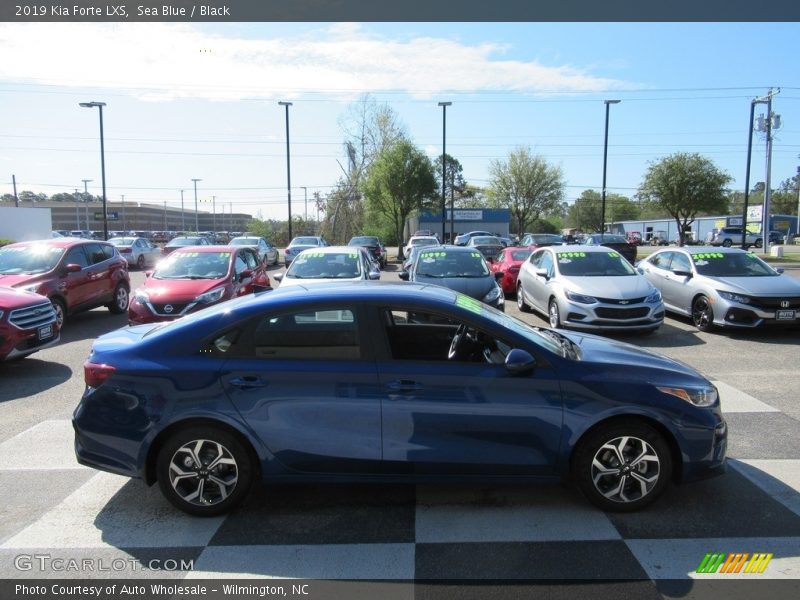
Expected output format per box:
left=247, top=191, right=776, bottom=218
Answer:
left=638, top=153, right=731, bottom=246
left=433, top=153, right=468, bottom=211
left=568, top=190, right=602, bottom=232
left=488, top=147, right=565, bottom=235
left=362, top=139, right=437, bottom=259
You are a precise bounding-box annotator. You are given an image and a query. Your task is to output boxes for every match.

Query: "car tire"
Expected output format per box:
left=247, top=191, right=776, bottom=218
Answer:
left=156, top=426, right=254, bottom=517
left=136, top=255, right=145, bottom=270
left=108, top=283, right=130, bottom=314
left=754, top=239, right=763, bottom=249
left=51, top=297, right=66, bottom=329
left=722, top=239, right=733, bottom=248
left=548, top=299, right=562, bottom=329
left=691, top=295, right=714, bottom=332
left=516, top=284, right=531, bottom=312
left=572, top=419, right=672, bottom=512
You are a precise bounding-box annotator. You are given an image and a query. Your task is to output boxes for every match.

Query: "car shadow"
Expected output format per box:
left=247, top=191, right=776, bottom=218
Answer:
left=607, top=321, right=707, bottom=349
left=59, top=308, right=130, bottom=344
left=0, top=358, right=72, bottom=403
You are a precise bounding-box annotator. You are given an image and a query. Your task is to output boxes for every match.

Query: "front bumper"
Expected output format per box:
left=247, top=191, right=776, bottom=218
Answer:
left=558, top=297, right=664, bottom=331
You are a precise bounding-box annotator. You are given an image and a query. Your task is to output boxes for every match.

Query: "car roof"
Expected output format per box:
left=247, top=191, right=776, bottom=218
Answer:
left=6, top=238, right=103, bottom=249
left=297, top=245, right=367, bottom=255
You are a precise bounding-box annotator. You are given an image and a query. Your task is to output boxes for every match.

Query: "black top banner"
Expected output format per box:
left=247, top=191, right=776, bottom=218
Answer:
left=2, top=0, right=799, bottom=22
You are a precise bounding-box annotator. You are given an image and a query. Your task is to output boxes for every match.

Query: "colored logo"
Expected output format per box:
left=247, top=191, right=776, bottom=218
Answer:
left=696, top=552, right=773, bottom=574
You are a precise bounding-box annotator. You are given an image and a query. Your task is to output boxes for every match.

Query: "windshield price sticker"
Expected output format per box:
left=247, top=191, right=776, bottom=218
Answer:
left=692, top=253, right=724, bottom=260
left=557, top=251, right=586, bottom=263
left=607, top=252, right=620, bottom=258
left=456, top=294, right=483, bottom=314
left=471, top=252, right=482, bottom=258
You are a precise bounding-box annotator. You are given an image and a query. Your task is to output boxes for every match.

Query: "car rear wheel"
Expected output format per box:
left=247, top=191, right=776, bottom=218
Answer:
left=516, top=284, right=531, bottom=312
left=156, top=426, right=254, bottom=517
left=754, top=239, right=763, bottom=248
left=722, top=239, right=733, bottom=247
left=108, top=283, right=129, bottom=314
left=548, top=299, right=561, bottom=329
left=136, top=254, right=145, bottom=269
left=572, top=420, right=672, bottom=512
left=691, top=295, right=714, bottom=332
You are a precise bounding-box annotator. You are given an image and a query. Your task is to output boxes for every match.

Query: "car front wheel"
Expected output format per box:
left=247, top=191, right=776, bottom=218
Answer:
left=573, top=420, right=672, bottom=512
left=548, top=299, right=562, bottom=328
left=691, top=295, right=714, bottom=332
left=156, top=426, right=254, bottom=517
left=51, top=297, right=66, bottom=329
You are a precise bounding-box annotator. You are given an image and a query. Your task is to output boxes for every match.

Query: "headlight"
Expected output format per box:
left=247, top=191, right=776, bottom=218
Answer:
left=565, top=290, right=597, bottom=304
left=133, top=289, right=150, bottom=303
left=718, top=291, right=751, bottom=305
left=657, top=385, right=718, bottom=407
left=483, top=284, right=504, bottom=305
left=194, top=287, right=227, bottom=304
left=0, top=310, right=4, bottom=320
left=645, top=289, right=662, bottom=303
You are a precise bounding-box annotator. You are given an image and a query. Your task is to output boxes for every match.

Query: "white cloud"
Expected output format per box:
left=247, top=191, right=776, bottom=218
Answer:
left=0, top=23, right=634, bottom=101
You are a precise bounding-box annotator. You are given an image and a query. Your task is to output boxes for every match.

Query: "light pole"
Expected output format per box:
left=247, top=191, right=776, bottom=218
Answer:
left=301, top=186, right=308, bottom=223
left=601, top=100, right=620, bottom=243
left=191, top=179, right=202, bottom=232
left=212, top=195, right=216, bottom=232
left=121, top=194, right=126, bottom=230
left=81, top=178, right=92, bottom=231
left=180, top=189, right=185, bottom=232
left=438, top=101, right=452, bottom=242
left=279, top=101, right=293, bottom=241
left=79, top=101, right=108, bottom=240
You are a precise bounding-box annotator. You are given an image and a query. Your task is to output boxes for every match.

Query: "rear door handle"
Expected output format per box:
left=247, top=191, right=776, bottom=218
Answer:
left=228, top=376, right=267, bottom=389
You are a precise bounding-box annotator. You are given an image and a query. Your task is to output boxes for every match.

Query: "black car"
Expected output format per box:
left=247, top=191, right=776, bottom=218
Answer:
left=348, top=235, right=387, bottom=269
left=583, top=234, right=637, bottom=264
left=400, top=245, right=504, bottom=310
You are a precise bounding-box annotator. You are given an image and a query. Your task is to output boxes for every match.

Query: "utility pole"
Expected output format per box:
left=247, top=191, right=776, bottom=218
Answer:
left=753, top=88, right=781, bottom=255
left=212, top=195, right=216, bottom=232
left=121, top=194, right=126, bottom=230
left=12, top=174, right=18, bottom=207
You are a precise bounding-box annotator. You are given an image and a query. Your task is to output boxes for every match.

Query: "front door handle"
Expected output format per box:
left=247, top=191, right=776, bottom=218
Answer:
left=228, top=376, right=267, bottom=389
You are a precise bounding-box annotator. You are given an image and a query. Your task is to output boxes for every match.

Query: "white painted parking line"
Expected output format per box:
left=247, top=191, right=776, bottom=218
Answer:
left=0, top=420, right=87, bottom=471
left=625, top=537, right=800, bottom=579
left=730, top=459, right=800, bottom=518
left=185, top=543, right=415, bottom=580
left=0, top=472, right=224, bottom=549
left=713, top=381, right=779, bottom=413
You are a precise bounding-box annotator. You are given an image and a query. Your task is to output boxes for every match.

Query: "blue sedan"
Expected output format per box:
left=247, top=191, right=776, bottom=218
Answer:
left=74, top=282, right=727, bottom=516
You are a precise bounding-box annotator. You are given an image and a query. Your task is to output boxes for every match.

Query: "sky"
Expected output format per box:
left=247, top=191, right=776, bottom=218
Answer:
left=1, top=21, right=798, bottom=223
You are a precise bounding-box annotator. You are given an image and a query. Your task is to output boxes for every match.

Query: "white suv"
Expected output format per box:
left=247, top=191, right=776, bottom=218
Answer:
left=706, top=227, right=762, bottom=248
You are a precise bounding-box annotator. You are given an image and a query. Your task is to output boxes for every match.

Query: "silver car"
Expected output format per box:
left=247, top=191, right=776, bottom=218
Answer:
left=516, top=245, right=664, bottom=332
left=229, top=236, right=279, bottom=266
left=637, top=246, right=800, bottom=331
left=108, top=236, right=161, bottom=270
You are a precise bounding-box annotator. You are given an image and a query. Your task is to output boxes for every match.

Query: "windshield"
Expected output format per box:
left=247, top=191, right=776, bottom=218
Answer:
left=555, top=251, right=636, bottom=277
left=469, top=296, right=565, bottom=356
left=471, top=236, right=502, bottom=245
left=168, top=237, right=203, bottom=246
left=110, top=238, right=136, bottom=247
left=416, top=250, right=489, bottom=278
left=411, top=238, right=439, bottom=247
left=0, top=245, right=64, bottom=274
left=510, top=249, right=533, bottom=261
left=286, top=251, right=363, bottom=279
left=349, top=237, right=378, bottom=245
left=154, top=251, right=231, bottom=280
left=692, top=252, right=777, bottom=277
left=230, top=238, right=257, bottom=246
left=589, top=235, right=627, bottom=244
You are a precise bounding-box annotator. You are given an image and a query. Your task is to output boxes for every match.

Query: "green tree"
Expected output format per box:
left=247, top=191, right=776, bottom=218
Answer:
left=567, top=190, right=602, bottom=232
left=488, top=147, right=565, bottom=236
left=638, top=153, right=731, bottom=246
left=363, top=139, right=437, bottom=259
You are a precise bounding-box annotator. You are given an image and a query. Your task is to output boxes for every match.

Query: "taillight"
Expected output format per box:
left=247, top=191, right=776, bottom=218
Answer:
left=84, top=361, right=116, bottom=387
left=509, top=266, right=520, bottom=273
left=121, top=248, right=132, bottom=253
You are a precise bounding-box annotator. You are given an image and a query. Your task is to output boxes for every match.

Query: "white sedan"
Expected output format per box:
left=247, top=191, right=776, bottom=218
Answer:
left=274, top=246, right=380, bottom=288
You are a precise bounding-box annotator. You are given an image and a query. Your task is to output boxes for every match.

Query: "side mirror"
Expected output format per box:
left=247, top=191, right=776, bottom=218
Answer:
left=494, top=271, right=505, bottom=281
left=65, top=263, right=82, bottom=273
left=505, top=348, right=536, bottom=375
left=672, top=269, right=693, bottom=278
left=535, top=268, right=549, bottom=279
left=273, top=273, right=284, bottom=282
left=775, top=267, right=785, bottom=275
left=398, top=271, right=410, bottom=281
left=368, top=270, right=381, bottom=280
left=144, top=270, right=154, bottom=278
left=238, top=269, right=253, bottom=282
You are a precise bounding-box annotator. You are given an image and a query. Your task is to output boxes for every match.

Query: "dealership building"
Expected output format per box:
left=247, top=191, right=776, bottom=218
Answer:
left=407, top=209, right=511, bottom=242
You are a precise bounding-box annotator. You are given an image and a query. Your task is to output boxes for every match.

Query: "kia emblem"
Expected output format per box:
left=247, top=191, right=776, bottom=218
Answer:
left=164, top=304, right=174, bottom=313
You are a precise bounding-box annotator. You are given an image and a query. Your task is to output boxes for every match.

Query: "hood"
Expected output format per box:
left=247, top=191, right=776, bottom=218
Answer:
left=279, top=275, right=362, bottom=288
left=706, top=275, right=800, bottom=296
left=139, top=277, right=228, bottom=302
left=562, top=330, right=704, bottom=381
left=416, top=274, right=496, bottom=300
left=0, top=273, right=44, bottom=288
left=0, top=285, right=50, bottom=309
left=560, top=275, right=654, bottom=299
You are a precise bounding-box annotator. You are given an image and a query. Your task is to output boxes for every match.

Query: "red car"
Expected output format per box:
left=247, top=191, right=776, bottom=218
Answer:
left=0, top=285, right=60, bottom=361
left=489, top=246, right=533, bottom=296
left=128, top=245, right=271, bottom=324
left=0, top=238, right=130, bottom=328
